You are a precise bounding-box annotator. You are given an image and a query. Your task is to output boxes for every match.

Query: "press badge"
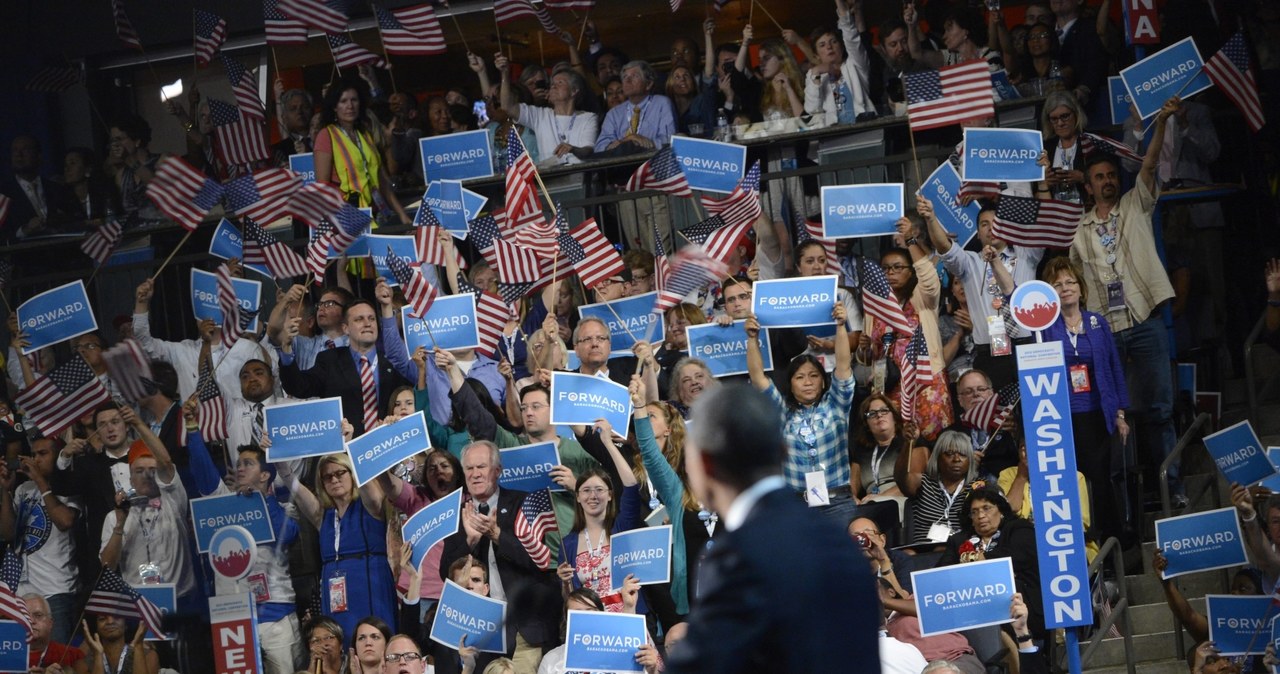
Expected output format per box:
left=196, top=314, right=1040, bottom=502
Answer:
left=927, top=522, right=953, bottom=543
left=1070, top=364, right=1092, bottom=393
left=248, top=573, right=270, bottom=604
left=987, top=316, right=1011, bottom=356
left=328, top=573, right=348, bottom=612
left=1106, top=282, right=1126, bottom=312
left=804, top=472, right=829, bottom=507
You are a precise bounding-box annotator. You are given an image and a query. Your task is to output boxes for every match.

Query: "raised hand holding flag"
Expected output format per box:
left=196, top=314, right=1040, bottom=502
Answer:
left=386, top=247, right=438, bottom=318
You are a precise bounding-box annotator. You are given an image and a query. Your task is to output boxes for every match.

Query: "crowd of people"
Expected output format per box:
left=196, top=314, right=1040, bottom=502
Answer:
left=0, top=0, right=1272, bottom=672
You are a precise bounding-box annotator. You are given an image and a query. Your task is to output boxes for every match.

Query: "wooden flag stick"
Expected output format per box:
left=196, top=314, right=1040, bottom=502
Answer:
left=905, top=112, right=923, bottom=188
left=495, top=13, right=503, bottom=53
left=448, top=10, right=471, bottom=54
left=150, top=229, right=196, bottom=282
left=576, top=10, right=591, bottom=51
left=750, top=0, right=784, bottom=32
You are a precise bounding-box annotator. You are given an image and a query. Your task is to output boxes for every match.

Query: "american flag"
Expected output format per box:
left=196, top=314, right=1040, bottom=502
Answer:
left=111, top=0, right=143, bottom=50
left=14, top=355, right=111, bottom=438
left=624, top=146, right=692, bottom=197
left=220, top=55, right=264, bottom=117
left=102, top=339, right=153, bottom=406
left=326, top=33, right=387, bottom=70
left=1204, top=31, right=1264, bottom=134
left=961, top=382, right=1021, bottom=433
left=81, top=218, right=124, bottom=267
left=25, top=65, right=82, bottom=93
left=0, top=551, right=31, bottom=636
left=681, top=214, right=752, bottom=265
left=457, top=274, right=509, bottom=356
left=904, top=61, right=995, bottom=131
left=505, top=127, right=541, bottom=223
left=669, top=0, right=683, bottom=10
left=512, top=212, right=561, bottom=260
left=196, top=356, right=228, bottom=441
left=700, top=161, right=762, bottom=228
left=654, top=246, right=726, bottom=313
left=224, top=168, right=302, bottom=224
left=0, top=195, right=9, bottom=228
left=992, top=195, right=1082, bottom=249
left=264, top=0, right=309, bottom=44
left=652, top=223, right=670, bottom=299
left=243, top=218, right=309, bottom=279
left=387, top=247, right=438, bottom=318
left=331, top=204, right=372, bottom=255
left=496, top=280, right=536, bottom=306
left=217, top=263, right=249, bottom=349
left=288, top=181, right=347, bottom=227
left=1078, top=132, right=1142, bottom=165
left=493, top=238, right=544, bottom=284
left=513, top=488, right=555, bottom=570
left=543, top=0, right=593, bottom=9
left=413, top=225, right=467, bottom=269
left=278, top=0, right=348, bottom=33
left=307, top=219, right=335, bottom=285
left=897, top=326, right=933, bottom=423
left=194, top=10, right=228, bottom=66
left=857, top=257, right=913, bottom=335
left=85, top=568, right=167, bottom=638
left=468, top=213, right=502, bottom=271
left=494, top=0, right=558, bottom=34
left=558, top=218, right=626, bottom=289
left=209, top=98, right=270, bottom=167
left=374, top=4, right=446, bottom=56
left=145, top=157, right=225, bottom=231
left=958, top=180, right=1002, bottom=203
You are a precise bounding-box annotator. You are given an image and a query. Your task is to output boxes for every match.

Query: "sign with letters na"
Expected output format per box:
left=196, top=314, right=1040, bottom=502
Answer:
left=134, top=584, right=177, bottom=640
left=549, top=372, right=632, bottom=438
left=402, top=299, right=480, bottom=353
left=209, top=219, right=272, bottom=277
left=609, top=525, right=672, bottom=589
left=820, top=184, right=903, bottom=239
left=499, top=442, right=563, bottom=493
left=920, top=162, right=981, bottom=249
left=911, top=557, right=1016, bottom=636
left=564, top=610, right=648, bottom=674
left=686, top=320, right=772, bottom=377
left=0, top=620, right=29, bottom=671
left=1108, top=76, right=1134, bottom=126
left=1203, top=420, right=1275, bottom=486
left=366, top=235, right=420, bottom=285
left=346, top=411, right=432, bottom=487
left=403, top=487, right=462, bottom=571
left=1120, top=37, right=1213, bottom=120
left=190, top=269, right=262, bottom=333
left=1016, top=340, right=1093, bottom=629
left=752, top=275, right=838, bottom=328
left=578, top=292, right=665, bottom=357
left=962, top=128, right=1045, bottom=182
left=17, top=280, right=97, bottom=355
left=264, top=397, right=345, bottom=462
left=1206, top=595, right=1273, bottom=656
left=1154, top=506, right=1247, bottom=579
left=670, top=137, right=747, bottom=194
left=420, top=129, right=494, bottom=182
left=430, top=579, right=507, bottom=654
left=288, top=153, right=316, bottom=185
left=190, top=492, right=276, bottom=553
left=423, top=181, right=488, bottom=236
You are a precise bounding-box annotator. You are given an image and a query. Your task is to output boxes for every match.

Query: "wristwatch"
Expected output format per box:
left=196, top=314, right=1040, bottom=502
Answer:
left=1116, top=411, right=1126, bottom=420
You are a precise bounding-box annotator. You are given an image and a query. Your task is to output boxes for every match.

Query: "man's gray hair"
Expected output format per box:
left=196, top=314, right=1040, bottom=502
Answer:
left=622, top=60, right=656, bottom=86
left=463, top=439, right=502, bottom=470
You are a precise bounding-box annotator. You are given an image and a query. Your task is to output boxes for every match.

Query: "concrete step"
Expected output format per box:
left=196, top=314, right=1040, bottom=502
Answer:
left=1123, top=596, right=1204, bottom=630
left=1085, top=658, right=1186, bottom=674
left=1082, top=630, right=1184, bottom=668
left=1122, top=570, right=1229, bottom=606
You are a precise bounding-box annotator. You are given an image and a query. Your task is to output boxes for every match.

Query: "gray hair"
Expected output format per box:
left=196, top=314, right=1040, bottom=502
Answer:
left=573, top=316, right=610, bottom=345
left=922, top=662, right=963, bottom=674
left=926, top=430, right=978, bottom=482
left=281, top=88, right=314, bottom=110
left=1041, top=90, right=1087, bottom=138
left=669, top=356, right=719, bottom=403
left=463, top=440, right=502, bottom=471
left=622, top=60, right=656, bottom=87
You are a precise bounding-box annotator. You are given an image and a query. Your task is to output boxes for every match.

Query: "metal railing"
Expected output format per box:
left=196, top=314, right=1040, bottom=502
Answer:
left=1243, top=314, right=1280, bottom=424
left=1070, top=536, right=1136, bottom=674
left=1158, top=411, right=1215, bottom=660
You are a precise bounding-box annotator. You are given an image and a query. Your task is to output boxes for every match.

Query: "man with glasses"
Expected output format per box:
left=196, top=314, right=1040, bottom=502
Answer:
left=440, top=441, right=560, bottom=674
left=922, top=196, right=1043, bottom=388
left=269, top=285, right=354, bottom=371
left=570, top=317, right=659, bottom=397
left=383, top=635, right=430, bottom=674
left=21, top=594, right=88, bottom=674
left=941, top=369, right=1019, bottom=480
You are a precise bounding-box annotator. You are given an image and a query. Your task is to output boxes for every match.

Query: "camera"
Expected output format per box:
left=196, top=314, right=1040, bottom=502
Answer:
left=119, top=488, right=149, bottom=510
left=853, top=532, right=872, bottom=550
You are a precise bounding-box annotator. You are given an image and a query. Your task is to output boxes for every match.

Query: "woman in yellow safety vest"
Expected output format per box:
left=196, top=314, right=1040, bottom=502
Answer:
left=313, top=76, right=411, bottom=226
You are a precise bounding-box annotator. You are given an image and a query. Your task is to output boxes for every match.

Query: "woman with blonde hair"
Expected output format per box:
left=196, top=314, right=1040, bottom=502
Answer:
left=755, top=37, right=805, bottom=119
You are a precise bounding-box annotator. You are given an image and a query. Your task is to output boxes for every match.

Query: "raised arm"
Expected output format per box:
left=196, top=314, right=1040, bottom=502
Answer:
left=278, top=457, right=324, bottom=529
left=833, top=302, right=852, bottom=381
left=917, top=196, right=954, bottom=255
left=492, top=54, right=521, bottom=121
left=735, top=25, right=753, bottom=74
left=1140, top=97, right=1179, bottom=196
left=743, top=315, right=770, bottom=391
left=905, top=3, right=943, bottom=68
left=121, top=406, right=175, bottom=483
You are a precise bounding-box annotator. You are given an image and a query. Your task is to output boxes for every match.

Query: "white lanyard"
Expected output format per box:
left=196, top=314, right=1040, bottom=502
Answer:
left=869, top=445, right=889, bottom=486
left=940, top=480, right=965, bottom=519
left=552, top=112, right=578, bottom=142
left=105, top=646, right=130, bottom=674
left=333, top=508, right=342, bottom=556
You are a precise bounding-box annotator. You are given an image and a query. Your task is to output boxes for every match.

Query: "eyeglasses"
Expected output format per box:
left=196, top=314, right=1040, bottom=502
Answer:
left=880, top=263, right=910, bottom=273
left=75, top=342, right=103, bottom=351
left=970, top=504, right=998, bottom=517
left=1049, top=112, right=1075, bottom=124
left=519, top=402, right=549, bottom=412
left=576, top=335, right=610, bottom=345
left=384, top=654, right=423, bottom=664
left=958, top=385, right=992, bottom=397
left=864, top=409, right=893, bottom=419
left=725, top=292, right=752, bottom=303
left=322, top=469, right=350, bottom=483
left=1052, top=278, right=1080, bottom=289
left=309, top=634, right=338, bottom=645
left=317, top=300, right=345, bottom=309
left=1028, top=32, right=1052, bottom=41
left=579, top=486, right=609, bottom=496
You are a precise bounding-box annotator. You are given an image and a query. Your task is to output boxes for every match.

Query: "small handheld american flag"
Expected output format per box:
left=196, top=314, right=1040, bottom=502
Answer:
left=961, top=382, right=1021, bottom=434
left=513, top=488, right=556, bottom=570
left=85, top=568, right=167, bottom=638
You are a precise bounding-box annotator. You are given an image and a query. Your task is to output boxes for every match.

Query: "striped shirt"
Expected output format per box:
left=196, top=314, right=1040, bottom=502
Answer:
left=908, top=476, right=973, bottom=545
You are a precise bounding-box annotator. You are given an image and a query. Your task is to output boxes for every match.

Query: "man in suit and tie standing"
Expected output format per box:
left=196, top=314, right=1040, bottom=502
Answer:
left=669, top=384, right=881, bottom=674
left=278, top=298, right=412, bottom=436
left=439, top=440, right=561, bottom=674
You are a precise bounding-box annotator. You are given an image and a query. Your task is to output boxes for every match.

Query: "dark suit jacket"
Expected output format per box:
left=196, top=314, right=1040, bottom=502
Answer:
left=278, top=347, right=410, bottom=436
left=0, top=175, right=75, bottom=242
left=438, top=488, right=562, bottom=650
left=667, top=486, right=881, bottom=674
left=1056, top=21, right=1107, bottom=117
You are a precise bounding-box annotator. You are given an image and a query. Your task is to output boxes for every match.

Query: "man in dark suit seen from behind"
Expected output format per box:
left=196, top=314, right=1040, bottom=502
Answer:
left=667, top=384, right=881, bottom=674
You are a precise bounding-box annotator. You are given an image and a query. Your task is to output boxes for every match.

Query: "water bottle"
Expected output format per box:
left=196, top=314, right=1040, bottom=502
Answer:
left=715, top=108, right=730, bottom=142
left=1048, top=60, right=1064, bottom=92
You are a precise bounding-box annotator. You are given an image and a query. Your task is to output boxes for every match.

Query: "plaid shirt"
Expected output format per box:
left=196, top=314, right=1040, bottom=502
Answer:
left=765, top=374, right=856, bottom=492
